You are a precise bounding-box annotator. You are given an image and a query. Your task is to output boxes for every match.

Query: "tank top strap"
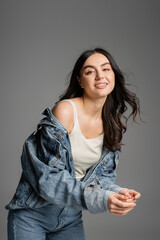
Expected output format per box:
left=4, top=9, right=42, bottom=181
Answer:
left=61, top=99, right=78, bottom=125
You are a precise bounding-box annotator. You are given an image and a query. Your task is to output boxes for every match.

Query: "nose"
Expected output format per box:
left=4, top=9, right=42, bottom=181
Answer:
left=95, top=70, right=105, bottom=80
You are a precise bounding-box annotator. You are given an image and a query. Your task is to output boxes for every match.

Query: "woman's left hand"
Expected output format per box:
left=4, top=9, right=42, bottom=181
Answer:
left=118, top=189, right=141, bottom=203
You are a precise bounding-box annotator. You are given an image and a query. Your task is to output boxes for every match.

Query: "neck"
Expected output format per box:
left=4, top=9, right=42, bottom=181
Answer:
left=81, top=94, right=107, bottom=119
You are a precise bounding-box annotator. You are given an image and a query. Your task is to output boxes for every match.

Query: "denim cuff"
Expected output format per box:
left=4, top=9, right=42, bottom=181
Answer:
left=112, top=185, right=127, bottom=193
left=115, top=187, right=128, bottom=193
left=84, top=186, right=107, bottom=214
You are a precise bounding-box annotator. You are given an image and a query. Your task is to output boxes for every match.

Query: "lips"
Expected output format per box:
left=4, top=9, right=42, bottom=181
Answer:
left=95, top=82, right=108, bottom=89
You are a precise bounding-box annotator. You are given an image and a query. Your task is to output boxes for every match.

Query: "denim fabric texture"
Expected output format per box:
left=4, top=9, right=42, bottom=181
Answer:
left=8, top=204, right=86, bottom=240
left=6, top=107, right=124, bottom=214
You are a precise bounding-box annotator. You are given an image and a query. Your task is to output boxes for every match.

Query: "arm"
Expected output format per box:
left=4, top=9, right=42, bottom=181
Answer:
left=21, top=125, right=114, bottom=213
left=21, top=125, right=87, bottom=210
left=20, top=104, right=112, bottom=213
left=98, top=151, right=126, bottom=193
left=96, top=151, right=140, bottom=214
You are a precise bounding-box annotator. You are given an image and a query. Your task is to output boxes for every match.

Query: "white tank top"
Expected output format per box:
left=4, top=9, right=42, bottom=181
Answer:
left=63, top=99, right=104, bottom=180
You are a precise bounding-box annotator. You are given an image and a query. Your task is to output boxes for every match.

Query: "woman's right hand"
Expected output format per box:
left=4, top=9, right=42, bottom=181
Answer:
left=107, top=192, right=136, bottom=215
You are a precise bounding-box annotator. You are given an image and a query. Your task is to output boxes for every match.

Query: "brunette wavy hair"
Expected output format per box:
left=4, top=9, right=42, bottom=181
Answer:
left=59, top=48, right=140, bottom=152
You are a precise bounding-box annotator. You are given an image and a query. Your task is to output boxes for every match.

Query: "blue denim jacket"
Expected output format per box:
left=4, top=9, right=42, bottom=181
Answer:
left=5, top=107, right=124, bottom=214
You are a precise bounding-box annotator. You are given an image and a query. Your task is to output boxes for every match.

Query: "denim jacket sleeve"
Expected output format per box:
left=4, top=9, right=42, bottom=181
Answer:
left=98, top=151, right=126, bottom=212
left=21, top=125, right=87, bottom=211
left=98, top=151, right=123, bottom=192
left=83, top=151, right=125, bottom=213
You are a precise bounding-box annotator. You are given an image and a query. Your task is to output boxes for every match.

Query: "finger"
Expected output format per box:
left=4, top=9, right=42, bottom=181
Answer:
left=116, top=194, right=129, bottom=201
left=114, top=198, right=136, bottom=208
left=110, top=207, right=134, bottom=215
left=125, top=198, right=137, bottom=203
left=128, top=189, right=141, bottom=197
left=119, top=190, right=131, bottom=198
left=123, top=191, right=132, bottom=198
left=127, top=200, right=137, bottom=203
left=110, top=206, right=135, bottom=211
left=134, top=192, right=141, bottom=199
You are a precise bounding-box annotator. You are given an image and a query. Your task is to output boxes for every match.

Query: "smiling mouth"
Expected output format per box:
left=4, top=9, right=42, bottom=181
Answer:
left=95, top=83, right=108, bottom=88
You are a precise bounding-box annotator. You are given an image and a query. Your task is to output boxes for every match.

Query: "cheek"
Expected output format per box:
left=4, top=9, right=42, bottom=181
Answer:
left=82, top=77, right=93, bottom=88
left=109, top=74, right=115, bottom=87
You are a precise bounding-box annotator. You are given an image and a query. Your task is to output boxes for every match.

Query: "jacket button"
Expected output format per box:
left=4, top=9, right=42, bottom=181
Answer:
left=70, top=157, right=73, bottom=161
left=58, top=136, right=63, bottom=141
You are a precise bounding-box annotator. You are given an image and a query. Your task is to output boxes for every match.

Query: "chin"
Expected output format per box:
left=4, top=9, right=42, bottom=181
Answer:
left=96, top=90, right=113, bottom=97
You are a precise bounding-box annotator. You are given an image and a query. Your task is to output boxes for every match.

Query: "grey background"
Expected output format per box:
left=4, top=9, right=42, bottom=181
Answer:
left=1, top=0, right=160, bottom=239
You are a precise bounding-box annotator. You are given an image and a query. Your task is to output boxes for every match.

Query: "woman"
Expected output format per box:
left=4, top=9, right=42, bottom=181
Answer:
left=6, top=48, right=141, bottom=240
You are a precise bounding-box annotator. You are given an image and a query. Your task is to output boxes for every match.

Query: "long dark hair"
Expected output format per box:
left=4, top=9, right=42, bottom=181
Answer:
left=59, top=48, right=140, bottom=152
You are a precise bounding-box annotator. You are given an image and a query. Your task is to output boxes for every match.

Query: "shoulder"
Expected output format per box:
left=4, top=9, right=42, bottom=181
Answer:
left=52, top=100, right=74, bottom=133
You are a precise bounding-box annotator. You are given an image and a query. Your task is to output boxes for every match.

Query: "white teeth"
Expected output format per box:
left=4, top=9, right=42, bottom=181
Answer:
left=96, top=84, right=106, bottom=86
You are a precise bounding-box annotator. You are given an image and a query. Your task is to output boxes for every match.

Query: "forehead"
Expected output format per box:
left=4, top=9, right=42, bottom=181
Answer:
left=83, top=53, right=110, bottom=67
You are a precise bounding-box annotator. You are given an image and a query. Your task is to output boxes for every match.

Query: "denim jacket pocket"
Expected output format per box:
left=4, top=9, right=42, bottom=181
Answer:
left=48, top=156, right=65, bottom=170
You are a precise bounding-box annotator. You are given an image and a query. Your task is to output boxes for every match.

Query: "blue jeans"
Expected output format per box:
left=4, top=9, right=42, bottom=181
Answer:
left=7, top=204, right=86, bottom=240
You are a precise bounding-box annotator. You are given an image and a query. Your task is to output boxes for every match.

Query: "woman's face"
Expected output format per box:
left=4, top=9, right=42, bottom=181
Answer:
left=78, top=53, right=115, bottom=99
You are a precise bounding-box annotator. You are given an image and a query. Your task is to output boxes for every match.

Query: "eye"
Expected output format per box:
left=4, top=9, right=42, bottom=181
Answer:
left=86, top=70, right=95, bottom=75
left=103, top=68, right=110, bottom=71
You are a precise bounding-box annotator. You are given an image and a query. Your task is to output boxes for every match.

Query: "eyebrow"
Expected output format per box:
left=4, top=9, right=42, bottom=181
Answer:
left=82, top=62, right=110, bottom=71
